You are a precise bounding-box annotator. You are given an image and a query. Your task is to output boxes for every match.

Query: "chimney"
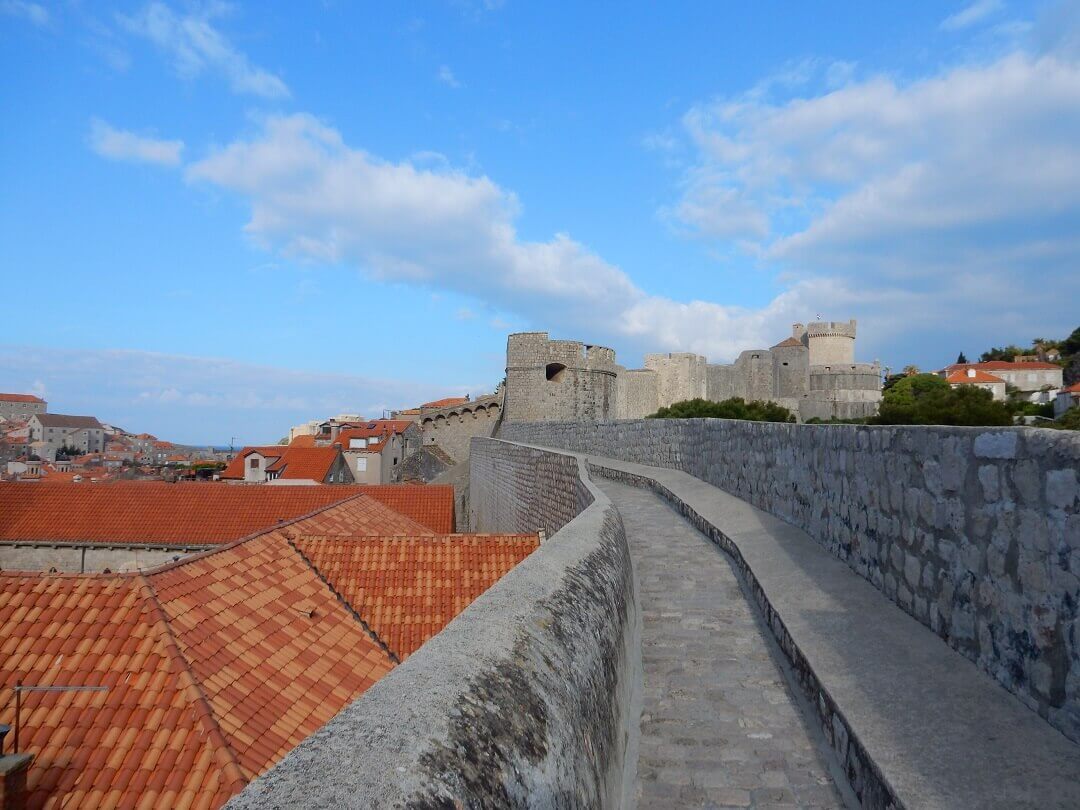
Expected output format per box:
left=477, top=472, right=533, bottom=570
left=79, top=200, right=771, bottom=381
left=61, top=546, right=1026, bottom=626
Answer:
left=0, top=727, right=32, bottom=810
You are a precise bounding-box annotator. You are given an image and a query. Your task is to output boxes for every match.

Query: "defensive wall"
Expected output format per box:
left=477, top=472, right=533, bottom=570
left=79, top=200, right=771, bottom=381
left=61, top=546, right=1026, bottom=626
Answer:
left=227, top=438, right=641, bottom=808
left=501, top=419, right=1080, bottom=744
left=417, top=393, right=502, bottom=463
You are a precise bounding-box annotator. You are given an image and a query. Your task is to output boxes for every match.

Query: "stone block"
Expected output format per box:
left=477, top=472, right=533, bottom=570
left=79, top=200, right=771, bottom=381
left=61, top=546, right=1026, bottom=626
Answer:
left=1046, top=469, right=1078, bottom=510
left=974, top=431, right=1019, bottom=460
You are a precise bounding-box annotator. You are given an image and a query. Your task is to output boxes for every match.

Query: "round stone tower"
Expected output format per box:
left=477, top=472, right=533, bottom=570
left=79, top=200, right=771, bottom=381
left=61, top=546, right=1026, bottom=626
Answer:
left=504, top=332, right=619, bottom=423
left=806, top=320, right=857, bottom=366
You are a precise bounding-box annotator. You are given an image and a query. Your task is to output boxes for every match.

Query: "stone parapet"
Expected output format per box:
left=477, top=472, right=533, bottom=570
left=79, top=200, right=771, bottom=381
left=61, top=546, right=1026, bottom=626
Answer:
left=501, top=418, right=1080, bottom=743
left=227, top=438, right=640, bottom=809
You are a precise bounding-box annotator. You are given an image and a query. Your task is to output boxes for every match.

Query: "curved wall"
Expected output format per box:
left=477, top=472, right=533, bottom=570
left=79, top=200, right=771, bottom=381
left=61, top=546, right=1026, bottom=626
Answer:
left=501, top=418, right=1080, bottom=744
left=227, top=438, right=640, bottom=809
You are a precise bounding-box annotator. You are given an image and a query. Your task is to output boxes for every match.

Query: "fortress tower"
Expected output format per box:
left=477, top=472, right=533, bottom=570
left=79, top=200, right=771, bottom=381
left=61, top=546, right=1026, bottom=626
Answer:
left=802, top=320, right=857, bottom=366
left=504, top=332, right=619, bottom=423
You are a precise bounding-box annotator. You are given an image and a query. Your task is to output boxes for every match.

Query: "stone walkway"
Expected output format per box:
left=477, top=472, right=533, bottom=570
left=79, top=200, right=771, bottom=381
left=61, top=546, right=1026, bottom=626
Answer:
left=598, top=479, right=848, bottom=809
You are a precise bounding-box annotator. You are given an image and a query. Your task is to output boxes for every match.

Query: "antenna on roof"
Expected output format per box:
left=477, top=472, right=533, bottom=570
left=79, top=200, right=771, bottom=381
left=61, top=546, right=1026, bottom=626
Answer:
left=11, top=681, right=109, bottom=753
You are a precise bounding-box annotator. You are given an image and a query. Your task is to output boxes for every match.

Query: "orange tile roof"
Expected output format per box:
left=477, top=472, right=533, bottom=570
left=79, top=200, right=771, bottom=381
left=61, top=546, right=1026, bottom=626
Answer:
left=0, top=573, right=247, bottom=810
left=1062, top=382, right=1080, bottom=394
left=221, top=446, right=343, bottom=481
left=946, top=370, right=1007, bottom=384
left=284, top=493, right=433, bottom=536
left=295, top=533, right=539, bottom=658
left=0, top=528, right=397, bottom=809
left=148, top=533, right=394, bottom=782
left=0, top=483, right=422, bottom=545
left=0, top=393, right=46, bottom=403
left=420, top=397, right=469, bottom=409
left=288, top=434, right=316, bottom=447
left=771, top=336, right=804, bottom=349
left=352, top=484, right=456, bottom=533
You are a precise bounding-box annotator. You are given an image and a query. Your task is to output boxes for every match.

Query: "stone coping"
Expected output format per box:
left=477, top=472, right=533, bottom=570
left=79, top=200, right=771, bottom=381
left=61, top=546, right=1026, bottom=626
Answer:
left=510, top=441, right=1080, bottom=810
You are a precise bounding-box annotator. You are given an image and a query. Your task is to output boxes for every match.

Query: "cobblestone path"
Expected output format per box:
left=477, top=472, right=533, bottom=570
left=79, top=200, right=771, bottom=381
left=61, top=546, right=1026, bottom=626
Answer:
left=597, top=479, right=848, bottom=809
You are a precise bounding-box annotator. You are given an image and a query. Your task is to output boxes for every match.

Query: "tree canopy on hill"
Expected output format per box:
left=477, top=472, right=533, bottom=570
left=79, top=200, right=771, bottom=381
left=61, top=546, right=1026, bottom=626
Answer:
left=649, top=397, right=796, bottom=423
left=873, top=374, right=1013, bottom=426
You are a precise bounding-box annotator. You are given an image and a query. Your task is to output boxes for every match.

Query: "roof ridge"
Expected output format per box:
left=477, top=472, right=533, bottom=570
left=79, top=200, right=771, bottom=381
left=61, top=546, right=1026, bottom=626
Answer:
left=134, top=574, right=249, bottom=791
left=137, top=492, right=392, bottom=575
left=285, top=535, right=402, bottom=665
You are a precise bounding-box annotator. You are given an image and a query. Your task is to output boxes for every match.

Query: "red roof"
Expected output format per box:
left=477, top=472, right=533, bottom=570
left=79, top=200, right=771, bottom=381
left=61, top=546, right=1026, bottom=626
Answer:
left=148, top=532, right=394, bottom=782
left=0, top=393, right=45, bottom=403
left=1063, top=382, right=1080, bottom=394
left=0, top=528, right=395, bottom=809
left=946, top=361, right=1061, bottom=373
left=0, top=483, right=425, bottom=545
left=353, top=484, right=456, bottom=533
left=295, top=533, right=539, bottom=658
left=221, top=446, right=343, bottom=482
left=771, top=337, right=804, bottom=349
left=288, top=434, right=317, bottom=447
left=946, top=370, right=1007, bottom=384
left=421, top=397, right=469, bottom=409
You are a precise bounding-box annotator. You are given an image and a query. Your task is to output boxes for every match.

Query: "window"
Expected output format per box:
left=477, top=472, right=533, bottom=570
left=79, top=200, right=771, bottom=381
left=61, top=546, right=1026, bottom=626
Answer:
left=546, top=362, right=567, bottom=382
left=349, top=438, right=364, bottom=449
left=356, top=458, right=368, bottom=472
left=249, top=457, right=259, bottom=469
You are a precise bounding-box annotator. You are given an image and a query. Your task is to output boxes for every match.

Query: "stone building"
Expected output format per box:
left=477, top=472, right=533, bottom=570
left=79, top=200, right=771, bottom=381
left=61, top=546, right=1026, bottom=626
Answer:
left=0, top=392, right=46, bottom=421
left=28, top=413, right=105, bottom=459
left=503, top=332, right=619, bottom=423
left=506, top=320, right=882, bottom=424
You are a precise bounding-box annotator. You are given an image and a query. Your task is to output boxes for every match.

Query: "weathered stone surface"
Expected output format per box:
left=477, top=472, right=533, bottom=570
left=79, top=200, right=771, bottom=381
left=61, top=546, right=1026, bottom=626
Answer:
left=502, top=419, right=1080, bottom=745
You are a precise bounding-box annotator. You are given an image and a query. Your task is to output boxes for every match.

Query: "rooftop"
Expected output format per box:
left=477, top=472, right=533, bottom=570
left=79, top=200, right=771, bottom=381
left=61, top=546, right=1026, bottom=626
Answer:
left=0, top=393, right=46, bottom=404
left=295, top=533, right=539, bottom=659
left=946, top=369, right=1007, bottom=384
left=0, top=504, right=538, bottom=808
left=32, top=414, right=102, bottom=430
left=0, top=483, right=428, bottom=546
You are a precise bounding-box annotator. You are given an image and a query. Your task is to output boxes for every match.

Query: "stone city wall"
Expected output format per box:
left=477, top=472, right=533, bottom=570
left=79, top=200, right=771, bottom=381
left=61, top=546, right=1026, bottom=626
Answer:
left=227, top=438, right=640, bottom=808
left=501, top=418, right=1080, bottom=742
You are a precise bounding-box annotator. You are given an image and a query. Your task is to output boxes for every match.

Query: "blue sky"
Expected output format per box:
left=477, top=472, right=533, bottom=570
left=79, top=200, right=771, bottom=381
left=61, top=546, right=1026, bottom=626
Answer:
left=2, top=0, right=1079, bottom=444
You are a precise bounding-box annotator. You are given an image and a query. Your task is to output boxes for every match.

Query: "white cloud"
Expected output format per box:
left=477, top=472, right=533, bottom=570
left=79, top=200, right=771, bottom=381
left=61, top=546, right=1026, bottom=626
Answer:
left=119, top=2, right=289, bottom=98
left=1, top=0, right=47, bottom=26
left=185, top=113, right=809, bottom=361
left=661, top=51, right=1080, bottom=355
left=437, top=65, right=461, bottom=88
left=455, top=307, right=476, bottom=320
left=89, top=119, right=184, bottom=166
left=941, top=0, right=1003, bottom=32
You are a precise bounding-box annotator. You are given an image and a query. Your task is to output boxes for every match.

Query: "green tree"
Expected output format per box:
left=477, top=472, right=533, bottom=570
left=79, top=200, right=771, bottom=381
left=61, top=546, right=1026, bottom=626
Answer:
left=956, top=352, right=968, bottom=364
left=1059, top=407, right=1080, bottom=430
left=649, top=397, right=796, bottom=423
left=1061, top=326, right=1080, bottom=357
left=874, top=374, right=1013, bottom=426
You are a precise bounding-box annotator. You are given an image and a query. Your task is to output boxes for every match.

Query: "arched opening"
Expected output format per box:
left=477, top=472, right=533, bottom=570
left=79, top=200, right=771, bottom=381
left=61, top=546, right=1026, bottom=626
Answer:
left=546, top=362, right=567, bottom=382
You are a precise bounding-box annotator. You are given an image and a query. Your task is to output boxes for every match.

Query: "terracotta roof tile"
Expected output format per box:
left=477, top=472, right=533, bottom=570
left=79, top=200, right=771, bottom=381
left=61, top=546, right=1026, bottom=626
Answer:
left=351, top=485, right=455, bottom=533
left=0, top=393, right=46, bottom=403
left=147, top=533, right=394, bottom=782
left=0, top=483, right=420, bottom=545
left=946, top=370, right=1007, bottom=384
left=296, top=534, right=539, bottom=659
left=0, top=574, right=247, bottom=810
left=420, top=397, right=469, bottom=409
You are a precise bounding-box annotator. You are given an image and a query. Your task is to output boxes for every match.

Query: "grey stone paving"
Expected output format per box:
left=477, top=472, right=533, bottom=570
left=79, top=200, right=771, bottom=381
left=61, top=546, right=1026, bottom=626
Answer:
left=598, top=478, right=847, bottom=809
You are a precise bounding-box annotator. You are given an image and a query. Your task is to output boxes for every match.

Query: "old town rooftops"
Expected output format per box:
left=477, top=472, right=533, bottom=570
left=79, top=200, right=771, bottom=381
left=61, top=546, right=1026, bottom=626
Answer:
left=0, top=482, right=430, bottom=545
left=0, top=511, right=538, bottom=808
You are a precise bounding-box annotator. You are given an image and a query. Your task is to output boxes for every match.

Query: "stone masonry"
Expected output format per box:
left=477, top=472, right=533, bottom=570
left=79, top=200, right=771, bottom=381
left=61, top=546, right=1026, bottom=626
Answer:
left=502, top=419, right=1080, bottom=744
